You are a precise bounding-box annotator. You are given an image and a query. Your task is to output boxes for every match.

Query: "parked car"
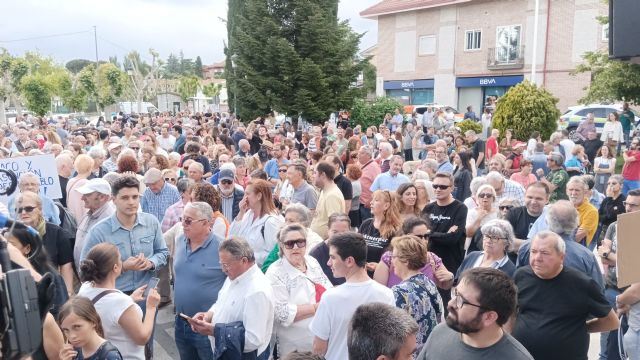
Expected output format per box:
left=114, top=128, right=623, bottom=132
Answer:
left=558, top=103, right=640, bottom=140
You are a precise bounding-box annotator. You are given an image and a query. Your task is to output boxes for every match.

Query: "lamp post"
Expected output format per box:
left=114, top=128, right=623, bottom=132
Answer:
left=126, top=69, right=134, bottom=114
left=231, top=54, right=238, bottom=116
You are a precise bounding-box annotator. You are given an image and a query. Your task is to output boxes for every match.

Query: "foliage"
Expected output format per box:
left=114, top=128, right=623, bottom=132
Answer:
left=574, top=50, right=640, bottom=105
left=226, top=0, right=367, bottom=121
left=77, top=63, right=127, bottom=109
left=457, top=119, right=482, bottom=134
left=361, top=61, right=376, bottom=97
left=20, top=75, right=52, bottom=116
left=194, top=56, right=204, bottom=78
left=202, top=83, right=222, bottom=98
left=177, top=76, right=200, bottom=102
left=124, top=49, right=162, bottom=110
left=350, top=97, right=404, bottom=130
left=492, top=80, right=560, bottom=141
left=65, top=59, right=94, bottom=74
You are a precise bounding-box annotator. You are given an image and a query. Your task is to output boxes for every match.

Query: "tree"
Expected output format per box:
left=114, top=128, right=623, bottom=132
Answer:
left=20, top=74, right=51, bottom=116
left=164, top=53, right=181, bottom=78
left=77, top=63, right=127, bottom=110
left=574, top=50, right=640, bottom=105
left=177, top=76, right=200, bottom=103
left=65, top=59, right=94, bottom=74
left=492, top=80, right=560, bottom=141
left=124, top=49, right=162, bottom=113
left=350, top=97, right=404, bottom=130
left=202, top=82, right=222, bottom=104
left=226, top=0, right=367, bottom=121
left=0, top=50, right=29, bottom=124
left=194, top=56, right=204, bottom=78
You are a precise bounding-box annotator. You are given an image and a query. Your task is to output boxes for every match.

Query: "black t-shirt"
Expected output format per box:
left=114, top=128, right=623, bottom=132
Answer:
left=309, top=242, right=345, bottom=286
left=249, top=131, right=263, bottom=154
left=599, top=195, right=626, bottom=228
left=583, top=138, right=604, bottom=165
left=43, top=222, right=74, bottom=267
left=422, top=200, right=467, bottom=273
left=359, top=218, right=391, bottom=271
left=505, top=206, right=540, bottom=241
left=512, top=266, right=611, bottom=360
left=334, top=174, right=353, bottom=201
left=471, top=139, right=486, bottom=169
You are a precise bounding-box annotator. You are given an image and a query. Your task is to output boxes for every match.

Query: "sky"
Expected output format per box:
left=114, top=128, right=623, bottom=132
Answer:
left=0, top=0, right=380, bottom=66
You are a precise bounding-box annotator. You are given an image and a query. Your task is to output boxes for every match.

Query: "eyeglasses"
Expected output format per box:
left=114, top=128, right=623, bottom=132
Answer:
left=279, top=169, right=287, bottom=173
left=221, top=180, right=233, bottom=185
left=499, top=205, right=514, bottom=211
left=432, top=184, right=450, bottom=190
left=164, top=177, right=176, bottom=182
left=478, top=193, right=494, bottom=199
left=453, top=288, right=487, bottom=310
left=282, top=238, right=306, bottom=249
left=16, top=206, right=37, bottom=214
left=181, top=217, right=207, bottom=226
left=624, top=201, right=640, bottom=209
left=483, top=235, right=505, bottom=243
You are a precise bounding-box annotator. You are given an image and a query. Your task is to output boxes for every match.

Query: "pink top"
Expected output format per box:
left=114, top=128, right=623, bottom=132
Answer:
left=510, top=172, right=537, bottom=189
left=381, top=250, right=444, bottom=287
left=359, top=160, right=381, bottom=207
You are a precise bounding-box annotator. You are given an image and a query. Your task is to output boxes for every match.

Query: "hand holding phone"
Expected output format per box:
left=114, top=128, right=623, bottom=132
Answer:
left=179, top=313, right=193, bottom=322
left=142, top=277, right=160, bottom=298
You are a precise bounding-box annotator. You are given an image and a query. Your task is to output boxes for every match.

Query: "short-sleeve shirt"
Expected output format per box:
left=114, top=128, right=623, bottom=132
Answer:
left=358, top=218, right=391, bottom=266
left=471, top=139, right=486, bottom=169
left=333, top=174, right=353, bottom=201
left=512, top=266, right=611, bottom=360
left=505, top=206, right=541, bottom=240
left=291, top=182, right=318, bottom=210
left=546, top=168, right=569, bottom=202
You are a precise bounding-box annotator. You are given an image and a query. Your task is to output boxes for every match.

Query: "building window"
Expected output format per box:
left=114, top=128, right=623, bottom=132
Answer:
left=602, top=23, right=609, bottom=41
left=495, top=25, right=522, bottom=63
left=386, top=88, right=434, bottom=105
left=464, top=30, right=482, bottom=51
left=419, top=35, right=436, bottom=56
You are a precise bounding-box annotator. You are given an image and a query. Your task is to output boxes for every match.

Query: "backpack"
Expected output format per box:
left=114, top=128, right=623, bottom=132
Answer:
left=55, top=202, right=78, bottom=240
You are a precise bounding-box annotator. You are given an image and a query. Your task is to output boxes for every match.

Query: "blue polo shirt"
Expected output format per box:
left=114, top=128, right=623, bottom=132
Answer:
left=370, top=171, right=410, bottom=192
left=173, top=231, right=226, bottom=316
left=80, top=212, right=169, bottom=292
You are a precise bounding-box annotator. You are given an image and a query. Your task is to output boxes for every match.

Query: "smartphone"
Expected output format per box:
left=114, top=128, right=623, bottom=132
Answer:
left=179, top=313, right=193, bottom=322
left=142, top=277, right=160, bottom=298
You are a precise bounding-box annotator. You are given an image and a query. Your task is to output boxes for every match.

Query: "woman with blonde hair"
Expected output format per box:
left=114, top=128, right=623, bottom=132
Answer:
left=359, top=190, right=402, bottom=274
left=229, top=179, right=285, bottom=267
left=66, top=154, right=95, bottom=223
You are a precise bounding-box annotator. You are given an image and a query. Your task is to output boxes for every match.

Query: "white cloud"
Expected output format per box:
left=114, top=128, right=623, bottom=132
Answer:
left=0, top=0, right=380, bottom=64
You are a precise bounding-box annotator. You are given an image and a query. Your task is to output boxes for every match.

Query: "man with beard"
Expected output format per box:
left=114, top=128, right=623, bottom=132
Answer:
left=417, top=268, right=532, bottom=359
left=215, top=168, right=244, bottom=222
left=512, top=231, right=618, bottom=360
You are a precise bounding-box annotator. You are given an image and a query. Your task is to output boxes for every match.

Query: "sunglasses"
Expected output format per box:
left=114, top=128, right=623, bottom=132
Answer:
left=164, top=177, right=176, bottom=182
left=16, top=206, right=37, bottom=214
left=478, top=193, right=494, bottom=199
left=278, top=169, right=287, bottom=173
left=282, top=238, right=306, bottom=249
left=432, top=184, right=450, bottom=190
left=181, top=218, right=207, bottom=226
left=499, top=205, right=514, bottom=211
left=130, top=147, right=140, bottom=151
left=221, top=180, right=233, bottom=185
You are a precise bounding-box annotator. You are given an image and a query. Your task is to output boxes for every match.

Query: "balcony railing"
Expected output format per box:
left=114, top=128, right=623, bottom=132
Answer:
left=487, top=46, right=525, bottom=70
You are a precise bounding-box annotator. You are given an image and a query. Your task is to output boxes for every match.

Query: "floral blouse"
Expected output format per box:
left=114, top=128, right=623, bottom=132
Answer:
left=392, top=273, right=444, bottom=357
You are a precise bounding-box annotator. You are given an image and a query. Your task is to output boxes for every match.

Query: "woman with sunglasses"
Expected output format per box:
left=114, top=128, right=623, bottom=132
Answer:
left=359, top=190, right=402, bottom=275
left=14, top=191, right=75, bottom=297
left=465, top=184, right=498, bottom=253
left=389, top=234, right=444, bottom=356
left=374, top=216, right=453, bottom=290
left=497, top=198, right=517, bottom=220
left=455, top=219, right=516, bottom=284
left=265, top=223, right=332, bottom=356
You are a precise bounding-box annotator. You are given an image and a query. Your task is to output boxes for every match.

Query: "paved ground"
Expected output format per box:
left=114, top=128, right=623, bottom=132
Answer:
left=150, top=304, right=604, bottom=360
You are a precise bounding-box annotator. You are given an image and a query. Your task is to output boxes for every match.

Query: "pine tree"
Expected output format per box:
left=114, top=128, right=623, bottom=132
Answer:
left=194, top=56, right=204, bottom=78
left=165, top=53, right=181, bottom=78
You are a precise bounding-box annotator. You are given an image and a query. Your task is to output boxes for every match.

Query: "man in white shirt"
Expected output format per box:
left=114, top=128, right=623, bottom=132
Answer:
left=189, top=237, right=275, bottom=359
left=310, top=232, right=395, bottom=360
left=157, top=124, right=176, bottom=152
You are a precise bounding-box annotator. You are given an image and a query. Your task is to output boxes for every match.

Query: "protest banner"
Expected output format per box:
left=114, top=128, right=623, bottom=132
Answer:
left=615, top=211, right=640, bottom=287
left=0, top=154, right=61, bottom=203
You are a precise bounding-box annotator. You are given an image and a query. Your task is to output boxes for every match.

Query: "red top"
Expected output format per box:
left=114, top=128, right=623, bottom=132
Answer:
left=486, top=136, right=498, bottom=160
left=623, top=150, right=640, bottom=180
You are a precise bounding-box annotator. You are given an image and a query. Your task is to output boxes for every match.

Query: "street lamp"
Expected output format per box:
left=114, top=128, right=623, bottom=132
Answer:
left=231, top=54, right=238, bottom=117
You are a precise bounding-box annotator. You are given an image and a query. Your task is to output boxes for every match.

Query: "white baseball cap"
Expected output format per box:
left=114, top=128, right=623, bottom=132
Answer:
left=76, top=178, right=112, bottom=196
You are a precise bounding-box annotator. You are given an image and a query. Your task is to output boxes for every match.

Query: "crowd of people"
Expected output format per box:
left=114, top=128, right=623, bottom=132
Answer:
left=0, top=105, right=639, bottom=360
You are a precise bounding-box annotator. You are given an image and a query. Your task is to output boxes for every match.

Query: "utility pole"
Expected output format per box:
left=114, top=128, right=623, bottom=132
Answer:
left=94, top=26, right=101, bottom=114
left=531, top=0, right=540, bottom=85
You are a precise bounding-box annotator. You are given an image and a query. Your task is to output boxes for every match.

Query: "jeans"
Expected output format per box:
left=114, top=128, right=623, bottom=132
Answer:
left=600, top=287, right=621, bottom=360
left=624, top=327, right=640, bottom=360
left=175, top=316, right=214, bottom=360
left=137, top=299, right=157, bottom=359
left=623, top=180, right=640, bottom=196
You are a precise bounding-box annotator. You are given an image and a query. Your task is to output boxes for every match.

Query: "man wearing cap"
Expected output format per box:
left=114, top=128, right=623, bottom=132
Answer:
left=103, top=141, right=123, bottom=173
left=74, top=178, right=115, bottom=268
left=215, top=167, right=245, bottom=222
left=141, top=168, right=181, bottom=224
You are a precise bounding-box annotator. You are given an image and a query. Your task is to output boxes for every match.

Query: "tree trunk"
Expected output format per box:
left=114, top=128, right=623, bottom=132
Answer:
left=0, top=99, right=6, bottom=125
left=137, top=95, right=143, bottom=114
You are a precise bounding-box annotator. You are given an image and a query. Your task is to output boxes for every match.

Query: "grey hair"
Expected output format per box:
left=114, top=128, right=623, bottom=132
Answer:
left=379, top=142, right=393, bottom=153
left=185, top=201, right=213, bottom=222
left=219, top=237, right=255, bottom=262
left=278, top=223, right=308, bottom=244
left=567, top=175, right=588, bottom=190
left=102, top=172, right=120, bottom=186
left=475, top=183, right=496, bottom=198
left=534, top=230, right=566, bottom=255
left=87, top=146, right=106, bottom=159
left=176, top=178, right=194, bottom=194
left=188, top=162, right=204, bottom=173
left=481, top=219, right=515, bottom=251
left=470, top=176, right=488, bottom=196
left=219, top=162, right=236, bottom=172
left=359, top=145, right=374, bottom=157
left=168, top=152, right=181, bottom=163
left=232, top=157, right=246, bottom=167
left=547, top=200, right=579, bottom=235
left=485, top=171, right=505, bottom=184
left=421, top=158, right=438, bottom=172
left=284, top=203, right=312, bottom=227
left=348, top=303, right=419, bottom=360
left=18, top=172, right=40, bottom=185
left=609, top=174, right=624, bottom=185
left=548, top=152, right=564, bottom=166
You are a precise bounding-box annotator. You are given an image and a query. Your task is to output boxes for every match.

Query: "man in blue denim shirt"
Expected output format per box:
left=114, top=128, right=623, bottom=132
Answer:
left=81, top=176, right=168, bottom=292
